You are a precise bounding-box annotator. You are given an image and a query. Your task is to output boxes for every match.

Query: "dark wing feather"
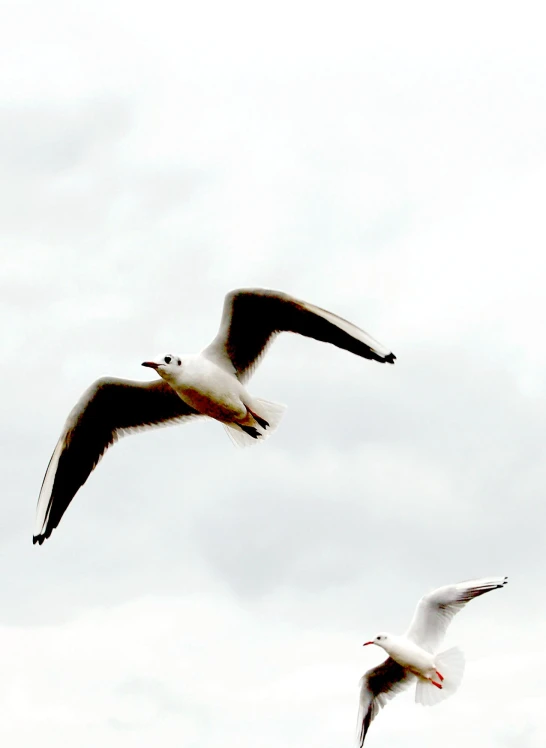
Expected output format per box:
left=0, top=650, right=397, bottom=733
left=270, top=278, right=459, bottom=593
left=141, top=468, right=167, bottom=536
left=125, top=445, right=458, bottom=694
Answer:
left=203, top=288, right=396, bottom=382
left=34, top=378, right=199, bottom=545
left=357, top=657, right=414, bottom=746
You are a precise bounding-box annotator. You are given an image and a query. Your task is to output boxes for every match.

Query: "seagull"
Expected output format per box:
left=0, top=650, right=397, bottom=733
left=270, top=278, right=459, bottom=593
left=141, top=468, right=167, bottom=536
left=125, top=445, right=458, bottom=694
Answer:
left=34, top=287, right=395, bottom=544
left=357, top=576, right=508, bottom=745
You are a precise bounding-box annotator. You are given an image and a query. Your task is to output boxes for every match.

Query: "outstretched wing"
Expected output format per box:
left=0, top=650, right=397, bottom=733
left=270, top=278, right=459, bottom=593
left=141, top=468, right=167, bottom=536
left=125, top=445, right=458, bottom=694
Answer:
left=357, top=657, right=414, bottom=746
left=202, top=288, right=396, bottom=382
left=34, top=378, right=199, bottom=544
left=405, top=576, right=508, bottom=652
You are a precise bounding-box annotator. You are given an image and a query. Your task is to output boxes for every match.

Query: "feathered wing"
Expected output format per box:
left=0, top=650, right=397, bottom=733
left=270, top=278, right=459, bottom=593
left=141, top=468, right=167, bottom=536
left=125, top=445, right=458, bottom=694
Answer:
left=405, top=576, right=508, bottom=652
left=34, top=378, right=199, bottom=544
left=202, top=288, right=396, bottom=382
left=356, top=657, right=415, bottom=746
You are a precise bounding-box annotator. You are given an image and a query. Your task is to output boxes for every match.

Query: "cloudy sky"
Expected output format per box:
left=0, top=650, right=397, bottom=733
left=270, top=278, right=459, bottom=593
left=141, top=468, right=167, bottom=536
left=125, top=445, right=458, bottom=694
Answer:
left=2, top=0, right=546, bottom=745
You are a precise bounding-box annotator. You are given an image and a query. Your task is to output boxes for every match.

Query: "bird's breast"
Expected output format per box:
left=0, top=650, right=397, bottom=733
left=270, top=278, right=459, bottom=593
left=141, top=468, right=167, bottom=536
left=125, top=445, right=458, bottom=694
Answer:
left=171, top=360, right=246, bottom=420
left=388, top=640, right=434, bottom=674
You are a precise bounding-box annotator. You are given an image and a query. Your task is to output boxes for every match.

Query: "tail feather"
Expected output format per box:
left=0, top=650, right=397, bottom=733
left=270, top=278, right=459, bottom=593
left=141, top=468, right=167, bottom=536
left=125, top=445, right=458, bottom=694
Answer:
left=415, top=647, right=465, bottom=707
left=224, top=423, right=262, bottom=447
left=224, top=398, right=286, bottom=448
left=252, top=398, right=286, bottom=433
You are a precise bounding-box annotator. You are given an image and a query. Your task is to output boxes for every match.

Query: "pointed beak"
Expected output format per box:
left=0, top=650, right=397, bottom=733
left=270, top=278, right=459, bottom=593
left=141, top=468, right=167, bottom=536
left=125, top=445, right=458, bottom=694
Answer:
left=363, top=641, right=374, bottom=646
left=141, top=361, right=159, bottom=370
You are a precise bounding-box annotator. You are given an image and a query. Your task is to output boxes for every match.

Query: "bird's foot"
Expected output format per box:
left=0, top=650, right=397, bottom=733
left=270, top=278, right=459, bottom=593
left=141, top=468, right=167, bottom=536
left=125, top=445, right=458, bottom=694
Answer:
left=247, top=408, right=269, bottom=430
left=431, top=680, right=443, bottom=689
left=239, top=425, right=262, bottom=439
left=435, top=670, right=444, bottom=682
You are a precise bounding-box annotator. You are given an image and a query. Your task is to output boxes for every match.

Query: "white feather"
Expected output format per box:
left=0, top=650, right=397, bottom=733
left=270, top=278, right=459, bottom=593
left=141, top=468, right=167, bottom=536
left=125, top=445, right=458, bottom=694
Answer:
left=406, top=576, right=508, bottom=652
left=415, top=647, right=465, bottom=707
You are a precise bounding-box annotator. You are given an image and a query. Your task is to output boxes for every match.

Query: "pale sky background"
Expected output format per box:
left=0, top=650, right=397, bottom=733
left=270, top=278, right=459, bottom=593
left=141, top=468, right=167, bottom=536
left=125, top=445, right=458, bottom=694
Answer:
left=1, top=0, right=546, bottom=746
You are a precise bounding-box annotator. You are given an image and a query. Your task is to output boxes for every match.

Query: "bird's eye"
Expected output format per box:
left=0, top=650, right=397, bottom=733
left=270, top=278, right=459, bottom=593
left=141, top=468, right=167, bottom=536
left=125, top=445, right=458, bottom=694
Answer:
left=164, top=356, right=171, bottom=364
left=177, top=358, right=181, bottom=366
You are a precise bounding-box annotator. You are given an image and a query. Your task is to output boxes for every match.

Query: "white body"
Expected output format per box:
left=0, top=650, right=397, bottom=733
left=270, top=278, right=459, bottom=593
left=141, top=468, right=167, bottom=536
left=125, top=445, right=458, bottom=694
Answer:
left=161, top=354, right=250, bottom=423
left=150, top=353, right=287, bottom=447
left=378, top=634, right=437, bottom=679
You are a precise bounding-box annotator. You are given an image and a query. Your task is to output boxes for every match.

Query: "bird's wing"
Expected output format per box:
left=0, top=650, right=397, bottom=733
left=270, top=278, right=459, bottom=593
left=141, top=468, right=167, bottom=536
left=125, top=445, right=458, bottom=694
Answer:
left=34, top=377, right=199, bottom=545
left=201, top=288, right=396, bottom=382
left=356, top=657, right=415, bottom=746
left=405, top=576, right=508, bottom=652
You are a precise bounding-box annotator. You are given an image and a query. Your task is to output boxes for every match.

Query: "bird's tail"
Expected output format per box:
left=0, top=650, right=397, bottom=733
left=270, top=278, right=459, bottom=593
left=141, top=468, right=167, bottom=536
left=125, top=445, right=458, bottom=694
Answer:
left=415, top=647, right=465, bottom=707
left=224, top=398, right=286, bottom=448
left=252, top=398, right=287, bottom=433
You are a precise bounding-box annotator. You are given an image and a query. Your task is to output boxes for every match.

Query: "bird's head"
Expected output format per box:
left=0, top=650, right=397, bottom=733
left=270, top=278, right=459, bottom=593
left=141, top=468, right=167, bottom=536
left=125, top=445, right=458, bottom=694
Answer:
left=363, top=632, right=391, bottom=652
left=141, top=354, right=182, bottom=381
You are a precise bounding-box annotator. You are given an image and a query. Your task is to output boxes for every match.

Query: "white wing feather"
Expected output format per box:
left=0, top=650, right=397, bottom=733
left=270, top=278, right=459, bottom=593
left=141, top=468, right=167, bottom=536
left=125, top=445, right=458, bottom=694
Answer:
left=405, top=576, right=508, bottom=652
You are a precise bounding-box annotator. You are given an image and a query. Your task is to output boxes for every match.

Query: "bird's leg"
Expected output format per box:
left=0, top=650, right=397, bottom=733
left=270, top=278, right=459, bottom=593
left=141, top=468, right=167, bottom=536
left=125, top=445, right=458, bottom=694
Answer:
left=246, top=407, right=269, bottom=430
left=431, top=679, right=443, bottom=689
left=435, top=670, right=444, bottom=682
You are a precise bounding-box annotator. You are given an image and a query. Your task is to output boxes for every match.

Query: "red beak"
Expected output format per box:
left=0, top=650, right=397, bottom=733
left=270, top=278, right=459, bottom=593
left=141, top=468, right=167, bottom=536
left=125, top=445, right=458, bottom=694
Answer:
left=141, top=361, right=159, bottom=369
left=363, top=641, right=374, bottom=646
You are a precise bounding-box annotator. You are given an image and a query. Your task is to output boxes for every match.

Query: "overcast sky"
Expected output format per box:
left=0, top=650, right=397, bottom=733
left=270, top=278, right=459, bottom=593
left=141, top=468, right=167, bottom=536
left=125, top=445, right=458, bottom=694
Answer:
left=1, top=1, right=545, bottom=746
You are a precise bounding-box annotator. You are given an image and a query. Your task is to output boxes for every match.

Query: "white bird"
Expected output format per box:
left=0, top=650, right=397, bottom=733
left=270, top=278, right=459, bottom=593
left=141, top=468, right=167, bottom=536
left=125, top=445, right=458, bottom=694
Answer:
left=34, top=287, right=395, bottom=545
left=357, top=576, right=508, bottom=745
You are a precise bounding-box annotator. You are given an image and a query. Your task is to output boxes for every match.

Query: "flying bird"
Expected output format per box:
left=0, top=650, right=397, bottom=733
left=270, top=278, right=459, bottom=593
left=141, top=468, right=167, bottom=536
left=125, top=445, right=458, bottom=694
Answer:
left=34, top=288, right=395, bottom=544
left=357, top=576, right=508, bottom=745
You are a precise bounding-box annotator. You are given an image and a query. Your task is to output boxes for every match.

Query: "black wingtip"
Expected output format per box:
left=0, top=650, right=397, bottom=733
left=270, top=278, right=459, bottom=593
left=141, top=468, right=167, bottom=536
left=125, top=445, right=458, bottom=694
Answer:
left=384, top=352, right=396, bottom=364
left=32, top=534, right=45, bottom=546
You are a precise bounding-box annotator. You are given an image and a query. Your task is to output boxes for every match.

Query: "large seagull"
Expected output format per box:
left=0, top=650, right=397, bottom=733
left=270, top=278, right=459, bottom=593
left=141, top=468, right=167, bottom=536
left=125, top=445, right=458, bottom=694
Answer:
left=34, top=288, right=395, bottom=544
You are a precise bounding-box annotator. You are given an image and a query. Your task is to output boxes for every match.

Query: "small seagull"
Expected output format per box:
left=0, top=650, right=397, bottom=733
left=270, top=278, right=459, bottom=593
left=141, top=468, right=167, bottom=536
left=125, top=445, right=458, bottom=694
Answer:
left=34, top=287, right=395, bottom=544
left=357, top=576, right=508, bottom=745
